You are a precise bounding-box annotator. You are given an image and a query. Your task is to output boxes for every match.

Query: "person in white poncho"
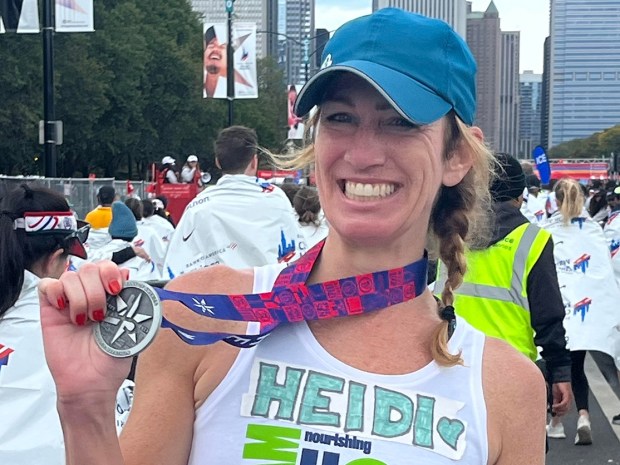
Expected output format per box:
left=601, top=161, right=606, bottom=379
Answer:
left=542, top=178, right=620, bottom=445
left=88, top=202, right=159, bottom=281
left=0, top=185, right=90, bottom=465
left=163, top=125, right=304, bottom=277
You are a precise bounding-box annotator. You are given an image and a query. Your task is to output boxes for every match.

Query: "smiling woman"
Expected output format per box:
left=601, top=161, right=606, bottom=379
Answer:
left=38, top=8, right=546, bottom=465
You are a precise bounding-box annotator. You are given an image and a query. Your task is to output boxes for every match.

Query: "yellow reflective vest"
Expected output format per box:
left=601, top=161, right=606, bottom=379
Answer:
left=438, top=223, right=550, bottom=361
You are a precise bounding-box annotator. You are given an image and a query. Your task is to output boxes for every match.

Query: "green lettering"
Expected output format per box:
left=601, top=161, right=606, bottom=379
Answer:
left=345, top=381, right=366, bottom=432
left=413, top=395, right=435, bottom=448
left=251, top=363, right=305, bottom=420
left=372, top=386, right=414, bottom=438
left=243, top=424, right=301, bottom=464
left=298, top=371, right=344, bottom=427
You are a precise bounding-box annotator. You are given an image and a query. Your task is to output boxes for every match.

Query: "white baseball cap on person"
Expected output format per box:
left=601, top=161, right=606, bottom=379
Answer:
left=187, top=155, right=198, bottom=163
left=162, top=156, right=175, bottom=165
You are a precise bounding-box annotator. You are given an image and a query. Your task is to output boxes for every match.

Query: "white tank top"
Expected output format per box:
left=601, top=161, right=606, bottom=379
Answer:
left=187, top=264, right=489, bottom=465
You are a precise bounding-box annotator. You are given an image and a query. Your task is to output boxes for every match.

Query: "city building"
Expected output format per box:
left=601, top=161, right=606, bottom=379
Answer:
left=547, top=0, right=620, bottom=147
left=191, top=0, right=278, bottom=59
left=279, top=0, right=316, bottom=85
left=499, top=31, right=520, bottom=156
left=541, top=36, right=551, bottom=150
left=372, top=0, right=467, bottom=37
left=519, top=71, right=543, bottom=157
left=466, top=1, right=501, bottom=151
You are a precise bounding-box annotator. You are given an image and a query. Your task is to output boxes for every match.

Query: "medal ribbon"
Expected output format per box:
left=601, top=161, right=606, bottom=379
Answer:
left=155, top=241, right=429, bottom=348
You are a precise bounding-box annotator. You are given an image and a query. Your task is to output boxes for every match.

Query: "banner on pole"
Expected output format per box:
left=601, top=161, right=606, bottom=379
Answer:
left=0, top=0, right=40, bottom=33
left=55, top=0, right=94, bottom=33
left=287, top=84, right=305, bottom=140
left=203, top=22, right=257, bottom=99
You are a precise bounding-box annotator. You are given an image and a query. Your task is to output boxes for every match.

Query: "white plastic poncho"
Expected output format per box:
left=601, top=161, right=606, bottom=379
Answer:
left=542, top=214, right=620, bottom=369
left=88, top=239, right=160, bottom=281
left=0, top=272, right=64, bottom=465
left=164, top=174, right=304, bottom=278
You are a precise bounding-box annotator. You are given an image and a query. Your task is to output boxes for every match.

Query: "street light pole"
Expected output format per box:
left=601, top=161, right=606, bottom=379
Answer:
left=226, top=0, right=235, bottom=126
left=43, top=0, right=57, bottom=177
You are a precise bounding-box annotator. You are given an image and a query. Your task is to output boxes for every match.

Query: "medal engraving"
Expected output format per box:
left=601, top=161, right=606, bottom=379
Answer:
left=94, top=281, right=162, bottom=358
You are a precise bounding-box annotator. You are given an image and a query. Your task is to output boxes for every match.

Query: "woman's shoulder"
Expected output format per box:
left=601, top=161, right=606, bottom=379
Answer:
left=482, top=337, right=546, bottom=419
left=167, top=264, right=255, bottom=295
left=482, top=336, right=546, bottom=463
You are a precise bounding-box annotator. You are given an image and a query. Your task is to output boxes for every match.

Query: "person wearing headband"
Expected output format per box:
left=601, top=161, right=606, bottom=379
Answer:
left=38, top=9, right=546, bottom=464
left=0, top=184, right=89, bottom=465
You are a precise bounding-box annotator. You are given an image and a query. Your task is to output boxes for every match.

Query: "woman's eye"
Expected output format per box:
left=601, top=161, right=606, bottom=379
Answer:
left=386, top=117, right=418, bottom=129
left=324, top=113, right=352, bottom=124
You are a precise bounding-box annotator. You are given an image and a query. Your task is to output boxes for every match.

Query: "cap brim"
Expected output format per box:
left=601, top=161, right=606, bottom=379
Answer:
left=295, top=61, right=451, bottom=125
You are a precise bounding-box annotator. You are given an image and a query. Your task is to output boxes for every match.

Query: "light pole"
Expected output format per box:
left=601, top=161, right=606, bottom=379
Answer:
left=225, top=0, right=235, bottom=126
left=43, top=0, right=57, bottom=177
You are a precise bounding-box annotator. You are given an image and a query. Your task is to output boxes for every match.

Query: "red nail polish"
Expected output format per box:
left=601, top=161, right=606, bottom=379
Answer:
left=76, top=314, right=87, bottom=326
left=57, top=297, right=66, bottom=310
left=109, top=280, right=122, bottom=294
left=93, top=309, right=105, bottom=322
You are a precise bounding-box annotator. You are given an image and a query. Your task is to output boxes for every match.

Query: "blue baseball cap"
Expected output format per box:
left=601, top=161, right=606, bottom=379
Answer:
left=295, top=8, right=477, bottom=126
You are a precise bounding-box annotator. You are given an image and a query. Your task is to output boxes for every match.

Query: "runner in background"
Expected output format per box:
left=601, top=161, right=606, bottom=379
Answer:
left=163, top=125, right=303, bottom=277
left=542, top=178, right=620, bottom=446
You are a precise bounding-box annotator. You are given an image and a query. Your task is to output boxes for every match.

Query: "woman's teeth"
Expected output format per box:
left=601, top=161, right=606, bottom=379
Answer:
left=344, top=181, right=395, bottom=200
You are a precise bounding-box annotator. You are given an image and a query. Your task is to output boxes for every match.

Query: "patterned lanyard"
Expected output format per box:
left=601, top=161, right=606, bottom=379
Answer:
left=155, top=241, right=429, bottom=348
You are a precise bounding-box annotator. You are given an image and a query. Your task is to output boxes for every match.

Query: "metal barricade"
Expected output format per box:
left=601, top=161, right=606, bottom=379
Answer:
left=0, top=176, right=147, bottom=220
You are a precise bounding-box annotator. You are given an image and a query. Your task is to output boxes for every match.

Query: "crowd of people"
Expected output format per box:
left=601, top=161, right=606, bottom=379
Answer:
left=0, top=7, right=619, bottom=465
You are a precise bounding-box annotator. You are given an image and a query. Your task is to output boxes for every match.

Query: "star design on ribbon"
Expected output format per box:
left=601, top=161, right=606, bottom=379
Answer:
left=192, top=297, right=215, bottom=315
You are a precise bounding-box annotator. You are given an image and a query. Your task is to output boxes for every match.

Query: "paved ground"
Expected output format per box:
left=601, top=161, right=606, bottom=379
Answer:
left=546, top=352, right=620, bottom=465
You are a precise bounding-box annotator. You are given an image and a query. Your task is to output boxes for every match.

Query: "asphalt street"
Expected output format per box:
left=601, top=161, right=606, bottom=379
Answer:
left=546, top=352, right=620, bottom=465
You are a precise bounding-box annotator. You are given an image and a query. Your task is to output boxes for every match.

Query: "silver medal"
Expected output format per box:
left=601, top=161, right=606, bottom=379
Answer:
left=94, top=281, right=162, bottom=358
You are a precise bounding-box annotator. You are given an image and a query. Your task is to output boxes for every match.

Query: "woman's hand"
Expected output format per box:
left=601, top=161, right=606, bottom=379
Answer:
left=39, top=261, right=132, bottom=403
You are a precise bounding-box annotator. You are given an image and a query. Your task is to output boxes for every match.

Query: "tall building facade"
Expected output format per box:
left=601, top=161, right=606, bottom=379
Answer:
left=191, top=0, right=277, bottom=59
left=519, top=71, right=543, bottom=157
left=466, top=1, right=501, bottom=151
left=499, top=31, right=520, bottom=156
left=541, top=36, right=551, bottom=150
left=548, top=0, right=620, bottom=147
left=279, top=0, right=316, bottom=85
left=372, top=0, right=467, bottom=37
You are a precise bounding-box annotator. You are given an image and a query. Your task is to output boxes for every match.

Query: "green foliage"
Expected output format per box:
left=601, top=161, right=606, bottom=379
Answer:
left=549, top=124, right=620, bottom=159
left=0, top=1, right=290, bottom=178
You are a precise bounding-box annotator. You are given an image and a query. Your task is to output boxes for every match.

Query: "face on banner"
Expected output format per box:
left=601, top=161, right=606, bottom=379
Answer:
left=287, top=84, right=304, bottom=140
left=203, top=23, right=258, bottom=100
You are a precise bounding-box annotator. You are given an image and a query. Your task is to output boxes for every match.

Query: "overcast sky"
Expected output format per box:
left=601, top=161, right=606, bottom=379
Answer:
left=315, top=0, right=550, bottom=73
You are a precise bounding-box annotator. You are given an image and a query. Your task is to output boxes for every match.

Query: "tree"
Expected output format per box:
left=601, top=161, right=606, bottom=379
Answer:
left=0, top=1, right=293, bottom=179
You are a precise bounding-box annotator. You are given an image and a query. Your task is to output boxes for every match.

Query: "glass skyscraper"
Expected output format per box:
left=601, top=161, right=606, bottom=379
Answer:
left=548, top=0, right=620, bottom=147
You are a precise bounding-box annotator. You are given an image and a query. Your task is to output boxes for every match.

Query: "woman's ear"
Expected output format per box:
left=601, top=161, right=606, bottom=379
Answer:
left=442, top=126, right=484, bottom=187
left=43, top=248, right=68, bottom=279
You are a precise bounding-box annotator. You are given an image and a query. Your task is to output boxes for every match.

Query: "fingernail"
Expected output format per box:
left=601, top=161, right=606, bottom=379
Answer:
left=109, top=280, right=122, bottom=294
left=76, top=314, right=87, bottom=326
left=93, top=309, right=105, bottom=322
left=57, top=297, right=66, bottom=310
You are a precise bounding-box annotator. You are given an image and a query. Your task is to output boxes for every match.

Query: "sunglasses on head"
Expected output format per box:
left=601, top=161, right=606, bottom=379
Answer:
left=59, top=221, right=90, bottom=260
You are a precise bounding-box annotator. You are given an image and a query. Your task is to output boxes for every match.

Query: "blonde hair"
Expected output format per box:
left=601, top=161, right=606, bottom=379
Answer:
left=554, top=178, right=585, bottom=224
left=273, top=111, right=494, bottom=367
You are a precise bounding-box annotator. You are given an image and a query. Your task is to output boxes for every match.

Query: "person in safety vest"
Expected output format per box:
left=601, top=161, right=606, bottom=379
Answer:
left=439, top=153, right=573, bottom=440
